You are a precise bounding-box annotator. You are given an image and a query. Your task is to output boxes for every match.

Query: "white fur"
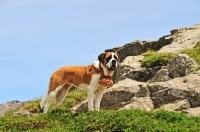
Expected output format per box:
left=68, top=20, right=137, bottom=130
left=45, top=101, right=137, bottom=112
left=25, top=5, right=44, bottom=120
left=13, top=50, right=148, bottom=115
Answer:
left=87, top=74, right=101, bottom=111
left=40, top=92, right=48, bottom=110
left=94, top=86, right=106, bottom=111
left=93, top=60, right=100, bottom=68
left=41, top=85, right=64, bottom=113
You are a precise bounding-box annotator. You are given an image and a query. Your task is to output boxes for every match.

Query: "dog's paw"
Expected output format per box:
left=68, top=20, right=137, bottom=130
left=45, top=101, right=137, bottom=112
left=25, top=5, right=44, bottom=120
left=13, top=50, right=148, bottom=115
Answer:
left=38, top=104, right=44, bottom=113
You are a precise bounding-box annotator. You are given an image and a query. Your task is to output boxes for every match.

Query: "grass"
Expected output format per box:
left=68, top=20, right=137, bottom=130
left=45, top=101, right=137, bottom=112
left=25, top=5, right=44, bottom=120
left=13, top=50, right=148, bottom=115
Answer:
left=180, top=48, right=200, bottom=64
left=1, top=89, right=200, bottom=131
left=1, top=106, right=200, bottom=131
left=141, top=50, right=176, bottom=68
left=141, top=43, right=200, bottom=68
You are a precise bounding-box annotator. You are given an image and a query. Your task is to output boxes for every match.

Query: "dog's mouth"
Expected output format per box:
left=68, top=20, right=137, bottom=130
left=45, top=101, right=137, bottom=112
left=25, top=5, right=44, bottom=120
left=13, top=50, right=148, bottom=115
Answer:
left=107, top=65, right=116, bottom=71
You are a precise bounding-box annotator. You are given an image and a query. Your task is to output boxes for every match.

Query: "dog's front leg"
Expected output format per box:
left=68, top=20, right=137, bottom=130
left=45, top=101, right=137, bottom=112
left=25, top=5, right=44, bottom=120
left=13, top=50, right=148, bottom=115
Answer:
left=87, top=86, right=95, bottom=111
left=94, top=87, right=106, bottom=111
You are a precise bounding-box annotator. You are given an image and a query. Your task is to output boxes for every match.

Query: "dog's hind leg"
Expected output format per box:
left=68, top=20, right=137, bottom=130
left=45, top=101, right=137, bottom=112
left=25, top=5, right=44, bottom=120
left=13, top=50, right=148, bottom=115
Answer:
left=56, top=84, right=71, bottom=107
left=42, top=85, right=63, bottom=113
left=39, top=91, right=48, bottom=111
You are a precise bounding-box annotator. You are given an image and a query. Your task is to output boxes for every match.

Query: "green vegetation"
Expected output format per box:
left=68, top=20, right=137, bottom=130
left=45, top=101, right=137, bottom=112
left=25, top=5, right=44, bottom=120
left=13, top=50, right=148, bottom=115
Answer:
left=141, top=41, right=200, bottom=68
left=180, top=48, right=200, bottom=64
left=1, top=89, right=200, bottom=131
left=1, top=106, right=200, bottom=131
left=141, top=50, right=175, bottom=68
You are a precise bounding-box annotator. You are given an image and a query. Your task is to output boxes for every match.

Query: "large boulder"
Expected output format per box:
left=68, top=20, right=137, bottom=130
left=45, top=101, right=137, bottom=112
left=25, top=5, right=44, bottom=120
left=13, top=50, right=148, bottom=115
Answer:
left=142, top=72, right=200, bottom=108
left=167, top=54, right=199, bottom=78
left=114, top=55, right=161, bottom=83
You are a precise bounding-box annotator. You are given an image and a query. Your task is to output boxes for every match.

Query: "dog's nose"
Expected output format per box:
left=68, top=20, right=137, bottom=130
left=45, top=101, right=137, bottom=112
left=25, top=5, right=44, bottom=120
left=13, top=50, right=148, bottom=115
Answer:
left=112, top=60, right=116, bottom=65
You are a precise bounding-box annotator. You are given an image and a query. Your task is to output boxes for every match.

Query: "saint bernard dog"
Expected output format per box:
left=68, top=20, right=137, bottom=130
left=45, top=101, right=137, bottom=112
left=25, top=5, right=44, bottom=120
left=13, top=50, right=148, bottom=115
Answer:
left=40, top=51, right=120, bottom=113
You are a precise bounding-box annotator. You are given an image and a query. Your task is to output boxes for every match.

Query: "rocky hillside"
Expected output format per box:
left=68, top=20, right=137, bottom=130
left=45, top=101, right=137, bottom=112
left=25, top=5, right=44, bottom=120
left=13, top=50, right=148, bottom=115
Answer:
left=72, top=23, right=200, bottom=116
left=1, top=23, right=200, bottom=117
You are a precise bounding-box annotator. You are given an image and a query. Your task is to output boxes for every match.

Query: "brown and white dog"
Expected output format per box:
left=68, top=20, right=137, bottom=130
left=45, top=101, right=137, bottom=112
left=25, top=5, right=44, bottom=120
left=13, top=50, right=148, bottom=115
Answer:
left=40, top=51, right=120, bottom=113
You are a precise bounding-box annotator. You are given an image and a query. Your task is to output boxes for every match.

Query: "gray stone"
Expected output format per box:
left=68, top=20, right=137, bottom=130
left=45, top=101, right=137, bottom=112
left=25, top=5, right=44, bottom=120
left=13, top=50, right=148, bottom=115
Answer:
left=120, top=97, right=154, bottom=111
left=114, top=55, right=161, bottom=83
left=150, top=67, right=172, bottom=82
left=146, top=73, right=200, bottom=108
left=158, top=99, right=190, bottom=111
left=183, top=107, right=200, bottom=116
left=0, top=100, right=26, bottom=116
left=158, top=24, right=200, bottom=53
left=167, top=54, right=199, bottom=78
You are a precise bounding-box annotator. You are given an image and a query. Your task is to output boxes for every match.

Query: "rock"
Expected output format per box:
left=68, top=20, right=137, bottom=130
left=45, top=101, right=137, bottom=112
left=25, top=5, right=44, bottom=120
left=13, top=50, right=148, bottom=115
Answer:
left=13, top=109, right=37, bottom=117
left=101, top=79, right=142, bottom=109
left=114, top=55, right=161, bottom=83
left=150, top=54, right=199, bottom=82
left=72, top=24, right=200, bottom=115
left=145, top=73, right=200, bottom=108
left=150, top=67, right=172, bottom=82
left=120, top=97, right=154, bottom=111
left=158, top=99, right=190, bottom=111
left=116, top=42, right=144, bottom=62
left=183, top=107, right=200, bottom=116
left=0, top=100, right=26, bottom=116
left=167, top=54, right=199, bottom=78
left=158, top=24, right=200, bottom=53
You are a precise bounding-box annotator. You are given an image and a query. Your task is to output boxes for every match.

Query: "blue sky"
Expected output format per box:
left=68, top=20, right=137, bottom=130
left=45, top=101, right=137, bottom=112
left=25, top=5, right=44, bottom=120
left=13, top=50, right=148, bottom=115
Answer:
left=0, top=0, right=200, bottom=104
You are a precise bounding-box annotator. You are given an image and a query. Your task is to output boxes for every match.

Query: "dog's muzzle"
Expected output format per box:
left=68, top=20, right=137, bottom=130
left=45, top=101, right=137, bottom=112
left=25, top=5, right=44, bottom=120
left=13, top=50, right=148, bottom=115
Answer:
left=107, top=60, right=117, bottom=71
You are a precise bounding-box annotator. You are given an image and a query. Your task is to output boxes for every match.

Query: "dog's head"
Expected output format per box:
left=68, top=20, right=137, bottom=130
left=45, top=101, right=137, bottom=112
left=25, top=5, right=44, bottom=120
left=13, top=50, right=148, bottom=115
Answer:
left=98, top=51, right=120, bottom=72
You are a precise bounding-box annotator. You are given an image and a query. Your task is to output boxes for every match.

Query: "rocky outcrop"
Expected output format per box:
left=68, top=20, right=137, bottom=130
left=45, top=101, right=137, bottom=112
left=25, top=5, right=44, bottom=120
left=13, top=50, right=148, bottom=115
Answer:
left=108, top=24, right=200, bottom=62
left=72, top=24, right=200, bottom=116
left=150, top=54, right=199, bottom=82
left=72, top=72, right=200, bottom=116
left=158, top=24, right=200, bottom=53
left=114, top=55, right=161, bottom=83
left=0, top=101, right=26, bottom=116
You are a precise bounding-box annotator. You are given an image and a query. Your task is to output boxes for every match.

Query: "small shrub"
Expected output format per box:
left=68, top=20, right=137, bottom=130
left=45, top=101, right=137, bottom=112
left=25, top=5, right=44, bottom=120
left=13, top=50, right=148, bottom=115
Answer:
left=180, top=48, right=200, bottom=64
left=141, top=51, right=175, bottom=68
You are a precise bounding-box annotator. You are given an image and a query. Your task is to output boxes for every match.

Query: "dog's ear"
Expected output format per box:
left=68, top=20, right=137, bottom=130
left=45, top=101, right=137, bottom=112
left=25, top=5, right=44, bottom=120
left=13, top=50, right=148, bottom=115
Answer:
left=98, top=52, right=106, bottom=62
left=115, top=51, right=120, bottom=65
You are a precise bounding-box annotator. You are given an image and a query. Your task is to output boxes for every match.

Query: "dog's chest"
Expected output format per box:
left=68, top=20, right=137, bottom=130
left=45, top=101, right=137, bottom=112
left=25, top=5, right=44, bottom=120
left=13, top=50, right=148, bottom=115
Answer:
left=78, top=74, right=101, bottom=90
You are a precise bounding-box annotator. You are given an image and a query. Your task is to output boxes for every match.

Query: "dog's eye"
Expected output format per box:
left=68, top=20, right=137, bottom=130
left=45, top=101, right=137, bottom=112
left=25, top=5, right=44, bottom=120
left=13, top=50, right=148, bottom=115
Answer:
left=114, top=55, right=117, bottom=60
left=106, top=56, right=112, bottom=62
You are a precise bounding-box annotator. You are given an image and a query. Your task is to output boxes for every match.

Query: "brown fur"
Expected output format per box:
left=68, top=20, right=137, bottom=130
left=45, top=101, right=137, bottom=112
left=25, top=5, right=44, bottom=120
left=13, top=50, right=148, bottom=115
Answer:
left=48, top=64, right=101, bottom=93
